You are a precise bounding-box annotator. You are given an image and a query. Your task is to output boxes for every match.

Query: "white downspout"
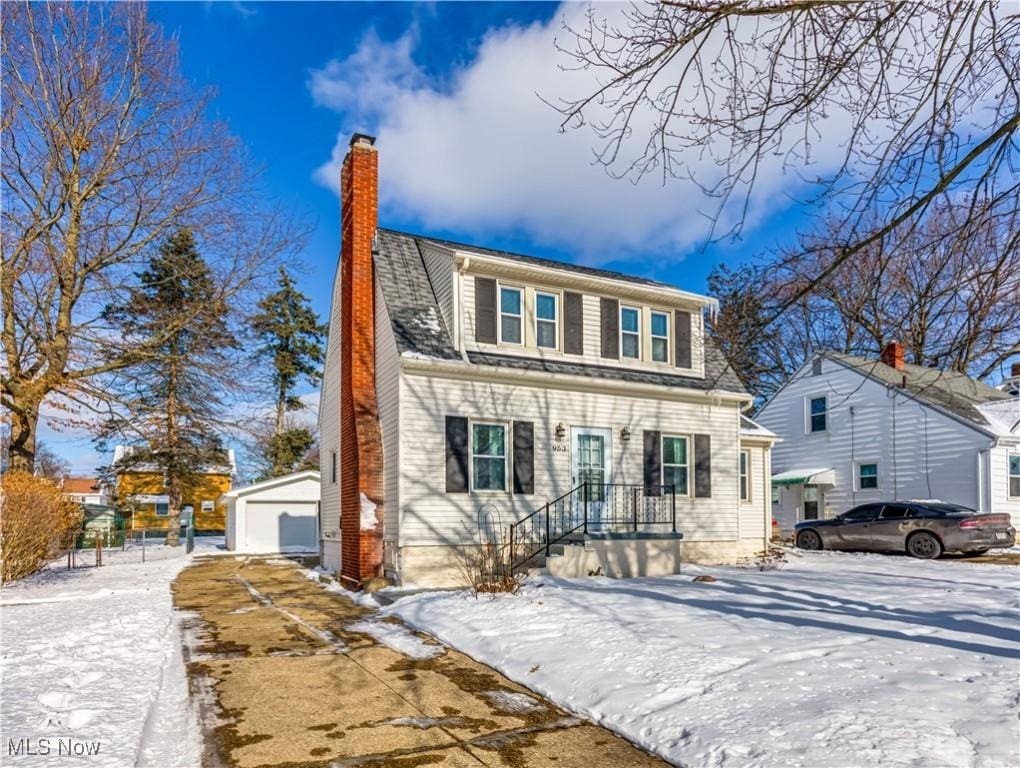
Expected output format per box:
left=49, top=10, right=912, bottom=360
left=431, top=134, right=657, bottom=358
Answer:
left=976, top=449, right=985, bottom=512
left=455, top=256, right=470, bottom=362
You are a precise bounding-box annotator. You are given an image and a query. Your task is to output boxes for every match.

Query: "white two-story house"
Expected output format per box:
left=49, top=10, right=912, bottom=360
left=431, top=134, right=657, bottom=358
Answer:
left=756, top=345, right=1020, bottom=533
left=319, top=133, right=777, bottom=589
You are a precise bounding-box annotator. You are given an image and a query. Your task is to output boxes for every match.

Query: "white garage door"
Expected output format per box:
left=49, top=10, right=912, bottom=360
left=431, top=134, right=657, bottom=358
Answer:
left=243, top=501, right=318, bottom=552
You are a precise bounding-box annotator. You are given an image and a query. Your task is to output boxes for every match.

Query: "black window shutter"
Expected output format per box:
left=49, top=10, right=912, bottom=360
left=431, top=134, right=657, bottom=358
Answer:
left=694, top=433, right=712, bottom=498
left=601, top=297, right=619, bottom=359
left=445, top=416, right=469, bottom=493
left=512, top=421, right=534, bottom=495
left=475, top=277, right=497, bottom=344
left=643, top=430, right=662, bottom=497
left=675, top=310, right=692, bottom=368
left=564, top=292, right=584, bottom=355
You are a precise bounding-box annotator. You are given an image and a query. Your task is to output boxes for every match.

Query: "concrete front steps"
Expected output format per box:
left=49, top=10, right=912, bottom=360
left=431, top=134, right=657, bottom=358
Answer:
left=524, top=532, right=685, bottom=579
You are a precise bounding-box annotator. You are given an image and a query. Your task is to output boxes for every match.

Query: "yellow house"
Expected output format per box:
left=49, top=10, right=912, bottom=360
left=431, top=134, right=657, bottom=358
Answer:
left=113, top=446, right=236, bottom=533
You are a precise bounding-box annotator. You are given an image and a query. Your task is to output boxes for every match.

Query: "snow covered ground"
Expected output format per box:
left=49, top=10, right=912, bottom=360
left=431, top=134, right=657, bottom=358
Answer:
left=387, top=551, right=1020, bottom=768
left=1, top=537, right=223, bottom=767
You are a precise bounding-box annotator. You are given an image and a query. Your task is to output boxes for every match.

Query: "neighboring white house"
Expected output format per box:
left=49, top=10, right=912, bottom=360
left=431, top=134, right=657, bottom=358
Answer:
left=222, top=470, right=320, bottom=553
left=318, top=133, right=777, bottom=589
left=755, top=344, right=1020, bottom=532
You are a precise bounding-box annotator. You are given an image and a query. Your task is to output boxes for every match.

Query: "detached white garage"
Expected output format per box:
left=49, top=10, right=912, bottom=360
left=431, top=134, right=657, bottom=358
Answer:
left=222, top=470, right=321, bottom=553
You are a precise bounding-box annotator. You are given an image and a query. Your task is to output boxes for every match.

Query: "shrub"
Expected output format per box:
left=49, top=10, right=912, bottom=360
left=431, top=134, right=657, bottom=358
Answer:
left=1, top=472, right=82, bottom=583
left=453, top=525, right=521, bottom=596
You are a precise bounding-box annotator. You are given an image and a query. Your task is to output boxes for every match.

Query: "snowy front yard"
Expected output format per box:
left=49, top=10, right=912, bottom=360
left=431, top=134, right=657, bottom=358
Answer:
left=0, top=539, right=220, bottom=767
left=387, top=551, right=1020, bottom=768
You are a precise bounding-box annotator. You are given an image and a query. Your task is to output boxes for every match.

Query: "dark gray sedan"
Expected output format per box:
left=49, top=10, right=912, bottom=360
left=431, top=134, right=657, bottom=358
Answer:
left=795, top=501, right=1016, bottom=559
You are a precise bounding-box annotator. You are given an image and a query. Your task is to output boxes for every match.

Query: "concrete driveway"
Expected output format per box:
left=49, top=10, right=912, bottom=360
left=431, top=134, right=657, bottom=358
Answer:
left=173, top=556, right=666, bottom=768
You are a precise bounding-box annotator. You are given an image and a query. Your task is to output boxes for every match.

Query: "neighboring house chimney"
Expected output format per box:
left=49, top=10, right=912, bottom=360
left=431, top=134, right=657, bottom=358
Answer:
left=880, top=340, right=905, bottom=371
left=338, top=133, right=384, bottom=587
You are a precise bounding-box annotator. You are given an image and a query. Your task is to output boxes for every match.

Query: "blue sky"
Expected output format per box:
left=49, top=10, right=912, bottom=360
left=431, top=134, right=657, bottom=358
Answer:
left=49, top=1, right=809, bottom=475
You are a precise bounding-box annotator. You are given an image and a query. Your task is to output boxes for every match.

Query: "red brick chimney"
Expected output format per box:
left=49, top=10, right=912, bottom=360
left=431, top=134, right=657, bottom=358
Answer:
left=338, top=133, right=383, bottom=587
left=880, top=340, right=905, bottom=371
left=1012, top=362, right=1020, bottom=378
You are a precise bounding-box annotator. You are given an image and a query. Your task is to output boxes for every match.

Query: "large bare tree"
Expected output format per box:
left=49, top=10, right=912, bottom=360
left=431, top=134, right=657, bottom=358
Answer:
left=556, top=1, right=1019, bottom=323
left=1, top=3, right=298, bottom=472
left=708, top=200, right=1020, bottom=402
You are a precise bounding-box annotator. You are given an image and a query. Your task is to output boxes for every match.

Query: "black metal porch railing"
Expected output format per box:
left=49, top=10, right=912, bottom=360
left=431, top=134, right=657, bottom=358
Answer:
left=508, top=483, right=676, bottom=572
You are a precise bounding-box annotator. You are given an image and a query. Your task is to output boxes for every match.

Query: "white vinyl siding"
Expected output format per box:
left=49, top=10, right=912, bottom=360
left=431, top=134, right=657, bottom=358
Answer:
left=376, top=281, right=401, bottom=546
left=739, top=449, right=751, bottom=502
left=738, top=443, right=769, bottom=540
left=318, top=265, right=343, bottom=568
left=397, top=371, right=744, bottom=546
left=757, top=356, right=1013, bottom=530
left=419, top=242, right=455, bottom=334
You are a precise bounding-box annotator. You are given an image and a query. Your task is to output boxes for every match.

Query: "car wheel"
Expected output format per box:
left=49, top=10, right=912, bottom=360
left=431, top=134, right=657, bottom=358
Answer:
left=797, top=530, right=823, bottom=551
left=907, top=531, right=943, bottom=559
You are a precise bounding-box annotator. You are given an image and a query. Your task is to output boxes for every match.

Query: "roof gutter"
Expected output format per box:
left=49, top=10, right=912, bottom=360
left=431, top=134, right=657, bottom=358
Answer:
left=400, top=354, right=751, bottom=406
left=452, top=251, right=717, bottom=312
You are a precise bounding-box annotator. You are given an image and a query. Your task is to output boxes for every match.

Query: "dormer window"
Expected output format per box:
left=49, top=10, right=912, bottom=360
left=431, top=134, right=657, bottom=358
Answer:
left=536, top=292, right=558, bottom=349
left=621, top=306, right=640, bottom=359
left=650, top=310, right=669, bottom=363
left=499, top=286, right=523, bottom=345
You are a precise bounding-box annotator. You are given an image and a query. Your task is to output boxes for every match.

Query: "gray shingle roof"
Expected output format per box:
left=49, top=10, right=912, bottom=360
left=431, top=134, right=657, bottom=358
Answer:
left=374, top=228, right=748, bottom=395
left=374, top=230, right=460, bottom=360
left=378, top=227, right=680, bottom=291
left=824, top=352, right=1013, bottom=429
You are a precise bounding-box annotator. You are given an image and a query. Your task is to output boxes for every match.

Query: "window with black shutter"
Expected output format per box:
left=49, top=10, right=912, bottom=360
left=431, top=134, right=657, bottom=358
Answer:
left=512, top=421, right=534, bottom=494
left=474, top=277, right=497, bottom=344
left=445, top=416, right=469, bottom=493
left=601, top=297, right=619, bottom=359
left=674, top=310, right=692, bottom=368
left=694, top=433, right=712, bottom=498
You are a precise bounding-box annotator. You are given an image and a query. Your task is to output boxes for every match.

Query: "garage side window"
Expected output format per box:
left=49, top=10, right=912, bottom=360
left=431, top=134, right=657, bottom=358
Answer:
left=155, top=502, right=169, bottom=516
left=1009, top=455, right=1020, bottom=498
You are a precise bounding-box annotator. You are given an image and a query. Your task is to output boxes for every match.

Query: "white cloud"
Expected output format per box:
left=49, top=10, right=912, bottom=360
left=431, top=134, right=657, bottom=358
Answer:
left=309, top=5, right=855, bottom=262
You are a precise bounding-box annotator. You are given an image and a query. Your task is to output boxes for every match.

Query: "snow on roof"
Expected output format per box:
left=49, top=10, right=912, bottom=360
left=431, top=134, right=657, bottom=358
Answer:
left=772, top=468, right=835, bottom=486
left=221, top=470, right=320, bottom=499
left=740, top=415, right=779, bottom=439
left=975, top=399, right=1020, bottom=437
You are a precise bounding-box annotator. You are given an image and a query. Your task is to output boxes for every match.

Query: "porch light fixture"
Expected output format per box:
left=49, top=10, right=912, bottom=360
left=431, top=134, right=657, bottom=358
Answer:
left=555, top=423, right=566, bottom=441
left=620, top=427, right=631, bottom=442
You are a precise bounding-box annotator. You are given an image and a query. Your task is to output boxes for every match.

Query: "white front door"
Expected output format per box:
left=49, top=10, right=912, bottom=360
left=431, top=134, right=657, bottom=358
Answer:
left=571, top=427, right=613, bottom=526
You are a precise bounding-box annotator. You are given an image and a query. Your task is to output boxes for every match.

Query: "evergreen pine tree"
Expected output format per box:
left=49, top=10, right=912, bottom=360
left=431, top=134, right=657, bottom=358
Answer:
left=251, top=268, right=326, bottom=478
left=99, top=229, right=238, bottom=545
